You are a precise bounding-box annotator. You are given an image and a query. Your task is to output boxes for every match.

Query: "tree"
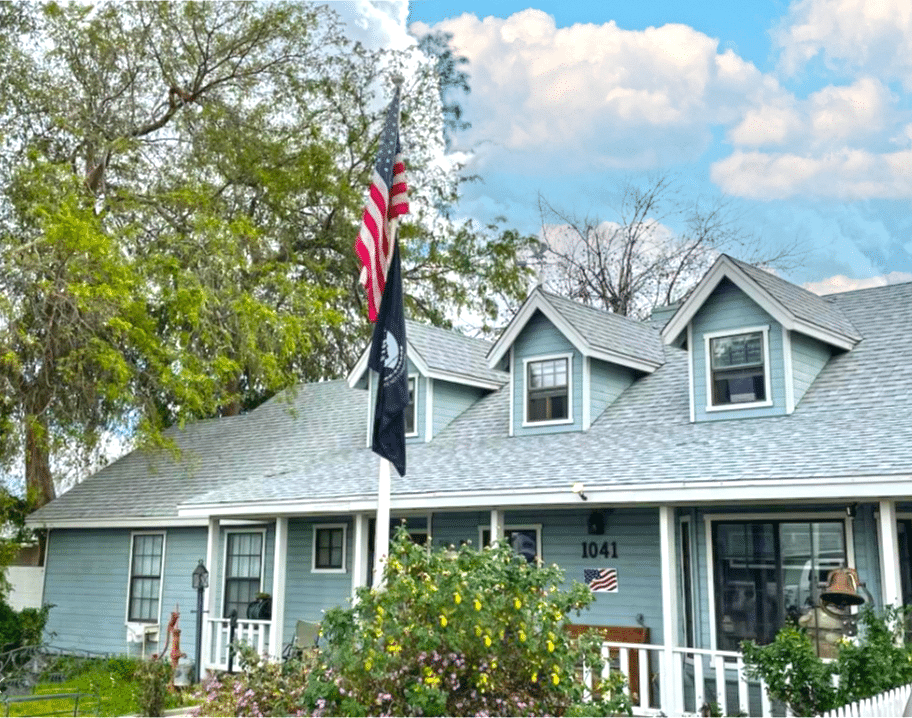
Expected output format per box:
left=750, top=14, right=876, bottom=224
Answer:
left=0, top=2, right=534, bottom=505
left=537, top=175, right=800, bottom=320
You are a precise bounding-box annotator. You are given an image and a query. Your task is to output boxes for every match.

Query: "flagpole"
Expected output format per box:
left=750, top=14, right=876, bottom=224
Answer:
left=371, top=169, right=401, bottom=591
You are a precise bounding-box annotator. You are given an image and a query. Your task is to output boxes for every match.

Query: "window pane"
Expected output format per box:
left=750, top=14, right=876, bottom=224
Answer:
left=315, top=528, right=344, bottom=569
left=405, top=377, right=416, bottom=434
left=528, top=359, right=569, bottom=421
left=129, top=534, right=163, bottom=622
left=712, top=333, right=763, bottom=369
left=224, top=533, right=263, bottom=617
left=714, top=521, right=845, bottom=650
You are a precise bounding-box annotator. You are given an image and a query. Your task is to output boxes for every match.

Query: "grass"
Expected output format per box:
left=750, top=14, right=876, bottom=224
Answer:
left=2, top=656, right=191, bottom=717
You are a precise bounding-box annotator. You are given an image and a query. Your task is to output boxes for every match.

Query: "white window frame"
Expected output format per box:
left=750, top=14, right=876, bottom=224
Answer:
left=477, top=523, right=543, bottom=562
left=704, top=511, right=855, bottom=651
left=125, top=531, right=166, bottom=624
left=312, top=523, right=348, bottom=574
left=522, top=352, right=573, bottom=426
left=704, top=325, right=773, bottom=412
left=222, top=528, right=267, bottom=618
left=405, top=374, right=419, bottom=438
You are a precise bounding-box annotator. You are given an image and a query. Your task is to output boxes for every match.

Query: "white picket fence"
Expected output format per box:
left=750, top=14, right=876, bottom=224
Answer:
left=821, top=683, right=912, bottom=718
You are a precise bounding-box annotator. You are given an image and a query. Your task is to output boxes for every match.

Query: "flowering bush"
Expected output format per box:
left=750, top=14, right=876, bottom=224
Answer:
left=190, top=529, right=631, bottom=716
left=305, top=528, right=629, bottom=716
left=190, top=644, right=314, bottom=717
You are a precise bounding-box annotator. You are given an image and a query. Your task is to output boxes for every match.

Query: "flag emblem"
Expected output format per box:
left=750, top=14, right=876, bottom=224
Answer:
left=355, top=87, right=409, bottom=322
left=584, top=568, right=618, bottom=593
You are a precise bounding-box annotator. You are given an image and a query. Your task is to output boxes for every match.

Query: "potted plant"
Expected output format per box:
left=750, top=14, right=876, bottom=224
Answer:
left=246, top=592, right=271, bottom=620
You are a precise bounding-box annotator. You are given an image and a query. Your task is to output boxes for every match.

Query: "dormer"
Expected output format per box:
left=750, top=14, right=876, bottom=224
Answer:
left=660, top=255, right=862, bottom=422
left=347, top=320, right=506, bottom=444
left=487, top=287, right=665, bottom=436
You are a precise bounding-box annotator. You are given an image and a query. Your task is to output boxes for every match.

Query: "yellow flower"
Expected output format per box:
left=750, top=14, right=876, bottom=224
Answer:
left=514, top=598, right=522, bottom=609
left=454, top=592, right=462, bottom=604
left=484, top=635, right=492, bottom=647
left=439, top=615, right=448, bottom=627
left=364, top=659, right=372, bottom=671
left=475, top=625, right=482, bottom=637
left=552, top=673, right=560, bottom=685
left=547, top=639, right=555, bottom=652
left=474, top=598, right=482, bottom=611
left=519, top=630, right=527, bottom=642
left=531, top=672, right=538, bottom=683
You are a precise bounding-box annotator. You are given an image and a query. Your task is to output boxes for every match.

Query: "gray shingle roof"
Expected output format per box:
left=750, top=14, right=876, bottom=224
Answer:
left=28, top=278, right=912, bottom=524
left=542, top=290, right=666, bottom=368
left=728, top=256, right=861, bottom=342
left=406, top=320, right=507, bottom=385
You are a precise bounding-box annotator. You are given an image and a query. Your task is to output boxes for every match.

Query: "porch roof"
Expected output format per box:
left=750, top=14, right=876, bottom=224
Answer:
left=28, top=280, right=912, bottom=525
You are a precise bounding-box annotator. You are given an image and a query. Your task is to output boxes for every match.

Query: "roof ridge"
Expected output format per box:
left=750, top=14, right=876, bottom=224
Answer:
left=540, top=288, right=656, bottom=331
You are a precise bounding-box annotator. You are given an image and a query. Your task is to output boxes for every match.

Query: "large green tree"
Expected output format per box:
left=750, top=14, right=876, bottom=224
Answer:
left=0, top=2, right=534, bottom=505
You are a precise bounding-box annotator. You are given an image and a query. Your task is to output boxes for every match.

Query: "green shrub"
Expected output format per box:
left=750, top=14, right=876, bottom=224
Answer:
left=134, top=657, right=173, bottom=717
left=743, top=607, right=912, bottom=716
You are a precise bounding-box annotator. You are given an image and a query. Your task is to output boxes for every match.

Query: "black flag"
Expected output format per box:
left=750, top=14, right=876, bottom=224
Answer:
left=368, top=242, right=408, bottom=476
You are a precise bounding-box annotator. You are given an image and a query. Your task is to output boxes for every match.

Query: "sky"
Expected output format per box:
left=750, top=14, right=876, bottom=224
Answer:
left=333, top=0, right=912, bottom=292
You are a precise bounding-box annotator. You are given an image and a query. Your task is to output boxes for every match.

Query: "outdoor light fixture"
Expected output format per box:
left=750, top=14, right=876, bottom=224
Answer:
left=571, top=482, right=588, bottom=501
left=192, top=560, right=209, bottom=590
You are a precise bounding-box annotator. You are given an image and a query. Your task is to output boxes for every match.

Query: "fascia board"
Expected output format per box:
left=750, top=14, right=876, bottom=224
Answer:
left=791, top=318, right=859, bottom=351
left=588, top=347, right=662, bottom=374
left=176, top=473, right=912, bottom=517
left=422, top=368, right=504, bottom=390
left=24, top=516, right=256, bottom=529
left=487, top=292, right=590, bottom=368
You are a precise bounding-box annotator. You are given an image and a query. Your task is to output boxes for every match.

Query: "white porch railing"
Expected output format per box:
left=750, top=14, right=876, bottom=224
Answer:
left=587, top=641, right=775, bottom=717
left=205, top=617, right=272, bottom=672
left=821, top=682, right=912, bottom=718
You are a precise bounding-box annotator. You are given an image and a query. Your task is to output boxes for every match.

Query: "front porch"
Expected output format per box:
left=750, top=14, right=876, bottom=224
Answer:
left=194, top=499, right=908, bottom=716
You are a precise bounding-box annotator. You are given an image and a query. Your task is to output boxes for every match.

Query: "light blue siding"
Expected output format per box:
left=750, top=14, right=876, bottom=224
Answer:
left=791, top=331, right=832, bottom=406
left=283, top=517, right=353, bottom=633
left=432, top=380, right=485, bottom=438
left=43, top=527, right=207, bottom=663
left=692, top=280, right=786, bottom=421
left=512, top=311, right=583, bottom=436
left=590, top=359, right=637, bottom=424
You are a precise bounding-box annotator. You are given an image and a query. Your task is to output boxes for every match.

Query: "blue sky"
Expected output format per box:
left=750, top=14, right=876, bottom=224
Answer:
left=337, top=0, right=912, bottom=292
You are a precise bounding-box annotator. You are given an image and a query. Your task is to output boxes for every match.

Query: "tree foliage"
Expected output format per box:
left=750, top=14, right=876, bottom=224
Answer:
left=0, top=2, right=534, bottom=504
left=537, top=175, right=800, bottom=320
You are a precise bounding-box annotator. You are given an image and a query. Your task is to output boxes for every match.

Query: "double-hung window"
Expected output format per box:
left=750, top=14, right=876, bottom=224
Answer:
left=128, top=533, right=165, bottom=623
left=313, top=525, right=346, bottom=572
left=707, top=328, right=770, bottom=408
left=224, top=531, right=264, bottom=619
left=525, top=355, right=570, bottom=423
left=713, top=519, right=847, bottom=650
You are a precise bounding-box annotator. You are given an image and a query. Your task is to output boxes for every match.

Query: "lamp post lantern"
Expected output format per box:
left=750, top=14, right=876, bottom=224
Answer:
left=192, top=560, right=208, bottom=683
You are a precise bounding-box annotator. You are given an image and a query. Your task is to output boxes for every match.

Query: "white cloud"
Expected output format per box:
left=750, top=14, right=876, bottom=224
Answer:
left=332, top=0, right=413, bottom=51
left=776, top=0, right=912, bottom=88
left=420, top=10, right=770, bottom=173
left=804, top=271, right=912, bottom=294
left=711, top=147, right=912, bottom=200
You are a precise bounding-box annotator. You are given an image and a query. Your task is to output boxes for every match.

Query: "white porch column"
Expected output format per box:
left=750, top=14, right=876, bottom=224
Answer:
left=352, top=513, right=370, bottom=598
left=878, top=500, right=902, bottom=607
left=659, top=505, right=680, bottom=715
left=202, top=517, right=219, bottom=672
left=269, top=517, right=288, bottom=661
left=489, top=509, right=504, bottom=546
left=372, top=459, right=391, bottom=588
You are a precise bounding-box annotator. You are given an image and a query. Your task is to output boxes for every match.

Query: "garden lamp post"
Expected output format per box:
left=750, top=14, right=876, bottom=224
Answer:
left=192, top=560, right=209, bottom=684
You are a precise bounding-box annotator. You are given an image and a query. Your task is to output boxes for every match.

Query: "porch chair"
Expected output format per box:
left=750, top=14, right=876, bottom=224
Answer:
left=282, top=620, right=321, bottom=661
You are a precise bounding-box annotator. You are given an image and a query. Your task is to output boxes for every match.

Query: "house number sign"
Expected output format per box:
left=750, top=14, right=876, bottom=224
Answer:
left=580, top=541, right=618, bottom=559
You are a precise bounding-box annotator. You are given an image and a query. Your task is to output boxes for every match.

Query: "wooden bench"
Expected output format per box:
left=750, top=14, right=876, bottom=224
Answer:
left=566, top=624, right=650, bottom=704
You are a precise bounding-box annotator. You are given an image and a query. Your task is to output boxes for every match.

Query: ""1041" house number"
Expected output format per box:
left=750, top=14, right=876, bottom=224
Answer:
left=580, top=541, right=618, bottom=559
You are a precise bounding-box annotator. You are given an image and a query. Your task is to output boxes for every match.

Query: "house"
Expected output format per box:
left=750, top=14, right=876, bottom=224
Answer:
left=25, top=255, right=912, bottom=715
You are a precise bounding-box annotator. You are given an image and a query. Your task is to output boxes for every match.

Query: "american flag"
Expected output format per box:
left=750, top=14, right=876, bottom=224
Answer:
left=355, top=86, right=409, bottom=322
left=584, top=568, right=619, bottom=593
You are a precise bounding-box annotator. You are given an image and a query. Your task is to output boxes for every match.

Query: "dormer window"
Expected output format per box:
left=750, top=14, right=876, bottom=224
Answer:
left=524, top=354, right=572, bottom=424
left=706, top=327, right=772, bottom=410
left=405, top=375, right=417, bottom=436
